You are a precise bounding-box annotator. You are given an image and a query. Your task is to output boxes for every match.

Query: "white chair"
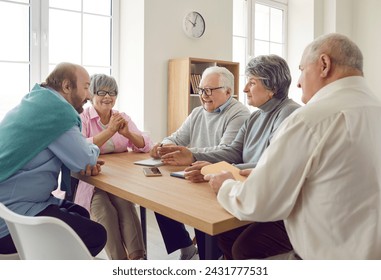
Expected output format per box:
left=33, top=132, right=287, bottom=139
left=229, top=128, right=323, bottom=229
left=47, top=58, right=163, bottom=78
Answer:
left=0, top=253, right=19, bottom=260
left=0, top=202, right=107, bottom=260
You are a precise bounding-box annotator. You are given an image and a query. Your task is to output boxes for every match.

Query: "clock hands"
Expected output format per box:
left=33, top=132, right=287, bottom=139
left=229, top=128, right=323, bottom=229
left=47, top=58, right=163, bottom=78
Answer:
left=187, top=14, right=199, bottom=27
left=187, top=19, right=196, bottom=27
left=183, top=12, right=204, bottom=38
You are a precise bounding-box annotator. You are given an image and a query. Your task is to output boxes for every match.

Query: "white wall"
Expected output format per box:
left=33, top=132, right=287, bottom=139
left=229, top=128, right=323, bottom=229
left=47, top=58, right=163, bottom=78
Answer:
left=119, top=0, right=233, bottom=142
left=287, top=0, right=315, bottom=104
left=120, top=0, right=381, bottom=141
left=119, top=0, right=145, bottom=137
left=288, top=0, right=381, bottom=103
left=287, top=0, right=355, bottom=103
left=352, top=0, right=381, bottom=94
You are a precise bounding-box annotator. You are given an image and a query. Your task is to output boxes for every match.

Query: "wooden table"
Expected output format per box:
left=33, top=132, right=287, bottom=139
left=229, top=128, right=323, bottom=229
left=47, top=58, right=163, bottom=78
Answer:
left=72, top=152, right=249, bottom=259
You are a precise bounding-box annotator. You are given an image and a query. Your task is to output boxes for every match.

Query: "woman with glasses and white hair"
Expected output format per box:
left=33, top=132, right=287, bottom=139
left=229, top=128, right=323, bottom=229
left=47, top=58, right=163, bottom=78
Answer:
left=75, top=74, right=153, bottom=260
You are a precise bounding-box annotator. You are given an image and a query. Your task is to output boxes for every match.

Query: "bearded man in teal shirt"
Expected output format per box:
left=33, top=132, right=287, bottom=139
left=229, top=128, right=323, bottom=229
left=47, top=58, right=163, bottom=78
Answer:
left=0, top=62, right=106, bottom=257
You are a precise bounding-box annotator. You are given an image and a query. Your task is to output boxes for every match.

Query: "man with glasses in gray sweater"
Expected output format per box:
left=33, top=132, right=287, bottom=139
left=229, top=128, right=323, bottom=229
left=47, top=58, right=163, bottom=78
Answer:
left=150, top=66, right=250, bottom=260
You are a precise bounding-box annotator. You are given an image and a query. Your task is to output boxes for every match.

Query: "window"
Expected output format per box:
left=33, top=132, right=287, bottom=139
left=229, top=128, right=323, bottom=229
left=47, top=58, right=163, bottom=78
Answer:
left=0, top=0, right=30, bottom=121
left=0, top=0, right=119, bottom=120
left=233, top=0, right=288, bottom=109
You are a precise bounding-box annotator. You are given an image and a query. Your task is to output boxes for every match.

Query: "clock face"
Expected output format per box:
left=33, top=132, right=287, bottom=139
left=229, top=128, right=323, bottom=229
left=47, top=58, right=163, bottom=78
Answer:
left=183, top=11, right=205, bottom=38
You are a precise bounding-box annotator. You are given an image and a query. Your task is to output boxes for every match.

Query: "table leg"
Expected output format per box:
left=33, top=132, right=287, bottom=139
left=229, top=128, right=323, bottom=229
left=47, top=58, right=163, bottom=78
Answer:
left=204, top=233, right=220, bottom=260
left=140, top=206, right=147, bottom=257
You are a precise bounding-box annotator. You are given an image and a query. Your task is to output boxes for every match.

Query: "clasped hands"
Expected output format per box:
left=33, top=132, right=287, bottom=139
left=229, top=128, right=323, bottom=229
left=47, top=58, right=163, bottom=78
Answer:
left=80, top=160, right=105, bottom=176
left=108, top=113, right=130, bottom=137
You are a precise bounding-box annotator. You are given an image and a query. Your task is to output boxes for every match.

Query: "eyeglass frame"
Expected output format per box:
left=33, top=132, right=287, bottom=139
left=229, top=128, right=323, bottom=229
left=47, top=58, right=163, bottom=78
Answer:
left=95, top=90, right=118, bottom=97
left=197, top=86, right=225, bottom=96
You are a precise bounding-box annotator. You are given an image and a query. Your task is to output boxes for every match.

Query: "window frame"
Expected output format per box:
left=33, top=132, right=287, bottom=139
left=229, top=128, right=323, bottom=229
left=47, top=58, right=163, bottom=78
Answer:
left=1, top=0, right=119, bottom=90
left=251, top=0, right=288, bottom=59
left=0, top=0, right=119, bottom=120
left=233, top=0, right=288, bottom=108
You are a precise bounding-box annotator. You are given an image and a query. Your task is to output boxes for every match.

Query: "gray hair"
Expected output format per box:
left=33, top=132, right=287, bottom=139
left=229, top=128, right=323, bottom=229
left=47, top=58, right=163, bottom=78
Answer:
left=200, top=66, right=235, bottom=95
left=89, top=74, right=118, bottom=97
left=245, top=54, right=291, bottom=99
left=305, top=33, right=363, bottom=73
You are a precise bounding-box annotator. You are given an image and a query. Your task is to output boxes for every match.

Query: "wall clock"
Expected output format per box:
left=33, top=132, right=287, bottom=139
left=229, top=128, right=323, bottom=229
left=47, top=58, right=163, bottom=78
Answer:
left=183, top=11, right=205, bottom=38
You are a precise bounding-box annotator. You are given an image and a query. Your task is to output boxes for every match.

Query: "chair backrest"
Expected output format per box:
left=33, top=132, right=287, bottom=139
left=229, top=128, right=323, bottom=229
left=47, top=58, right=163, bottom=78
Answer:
left=0, top=203, right=93, bottom=260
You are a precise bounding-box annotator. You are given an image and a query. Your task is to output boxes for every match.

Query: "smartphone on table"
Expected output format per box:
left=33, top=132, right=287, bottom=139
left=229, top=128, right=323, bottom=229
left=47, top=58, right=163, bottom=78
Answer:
left=143, top=167, right=162, bottom=177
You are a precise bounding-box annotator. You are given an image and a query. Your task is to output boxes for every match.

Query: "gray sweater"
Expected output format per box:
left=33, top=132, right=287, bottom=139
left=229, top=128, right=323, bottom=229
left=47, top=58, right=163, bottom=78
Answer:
left=162, top=98, right=250, bottom=152
left=193, top=97, right=301, bottom=169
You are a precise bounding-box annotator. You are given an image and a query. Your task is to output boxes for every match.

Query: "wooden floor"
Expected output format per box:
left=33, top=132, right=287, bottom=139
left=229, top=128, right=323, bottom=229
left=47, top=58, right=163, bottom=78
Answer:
left=144, top=208, right=195, bottom=260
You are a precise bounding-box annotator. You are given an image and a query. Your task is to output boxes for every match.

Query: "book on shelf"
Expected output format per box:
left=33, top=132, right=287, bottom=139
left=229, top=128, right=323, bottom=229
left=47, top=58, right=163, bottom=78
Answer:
left=189, top=75, right=196, bottom=94
left=190, top=74, right=201, bottom=94
left=195, top=74, right=201, bottom=92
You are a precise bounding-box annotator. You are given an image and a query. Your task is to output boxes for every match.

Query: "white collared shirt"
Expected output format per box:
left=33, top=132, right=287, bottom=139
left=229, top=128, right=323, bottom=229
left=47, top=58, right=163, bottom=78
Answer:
left=217, top=76, right=381, bottom=259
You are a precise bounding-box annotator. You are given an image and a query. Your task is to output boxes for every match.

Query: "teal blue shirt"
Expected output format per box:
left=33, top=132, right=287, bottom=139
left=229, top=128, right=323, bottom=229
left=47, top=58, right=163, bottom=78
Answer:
left=0, top=84, right=81, bottom=182
left=0, top=87, right=99, bottom=238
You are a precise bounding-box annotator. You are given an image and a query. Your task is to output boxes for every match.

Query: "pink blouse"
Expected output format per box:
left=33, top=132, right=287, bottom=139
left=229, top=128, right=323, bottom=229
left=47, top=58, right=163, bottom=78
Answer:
left=74, top=106, right=153, bottom=211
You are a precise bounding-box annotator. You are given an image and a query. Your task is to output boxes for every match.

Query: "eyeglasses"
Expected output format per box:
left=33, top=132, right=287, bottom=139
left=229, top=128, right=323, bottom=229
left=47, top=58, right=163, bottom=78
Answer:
left=95, top=90, right=118, bottom=96
left=197, top=86, right=225, bottom=96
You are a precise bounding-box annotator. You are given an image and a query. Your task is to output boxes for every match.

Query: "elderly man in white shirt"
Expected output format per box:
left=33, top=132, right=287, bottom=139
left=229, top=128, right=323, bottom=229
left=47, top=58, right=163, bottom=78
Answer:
left=206, top=33, right=381, bottom=259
